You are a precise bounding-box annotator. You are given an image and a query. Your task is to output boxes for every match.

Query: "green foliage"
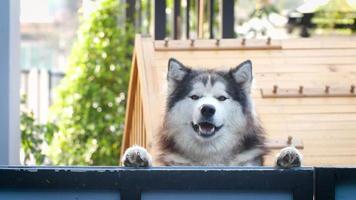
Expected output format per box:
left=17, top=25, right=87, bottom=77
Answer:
left=21, top=96, right=58, bottom=165
left=250, top=3, right=279, bottom=19
left=314, top=0, right=355, bottom=31
left=47, top=0, right=133, bottom=165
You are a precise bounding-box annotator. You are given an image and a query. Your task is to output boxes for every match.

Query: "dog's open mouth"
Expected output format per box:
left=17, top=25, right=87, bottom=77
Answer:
left=191, top=122, right=223, bottom=138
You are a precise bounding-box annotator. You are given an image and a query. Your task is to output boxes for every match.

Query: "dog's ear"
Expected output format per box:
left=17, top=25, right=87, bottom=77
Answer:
left=167, top=58, right=190, bottom=82
left=230, top=60, right=253, bottom=92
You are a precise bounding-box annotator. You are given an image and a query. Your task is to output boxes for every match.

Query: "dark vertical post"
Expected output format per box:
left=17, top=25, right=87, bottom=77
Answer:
left=300, top=13, right=313, bottom=37
left=221, top=0, right=234, bottom=38
left=186, top=0, right=190, bottom=39
left=352, top=17, right=356, bottom=32
left=315, top=168, right=336, bottom=200
left=292, top=172, right=314, bottom=200
left=137, top=0, right=142, bottom=32
left=154, top=0, right=166, bottom=39
left=209, top=0, right=214, bottom=38
left=173, top=0, right=181, bottom=39
left=121, top=189, right=141, bottom=200
left=126, top=0, right=135, bottom=24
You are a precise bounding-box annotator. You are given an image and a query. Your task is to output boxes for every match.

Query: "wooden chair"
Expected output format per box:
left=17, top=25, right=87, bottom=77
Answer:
left=122, top=35, right=356, bottom=166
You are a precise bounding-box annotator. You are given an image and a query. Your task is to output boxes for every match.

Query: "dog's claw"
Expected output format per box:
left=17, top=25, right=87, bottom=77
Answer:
left=122, top=145, right=152, bottom=168
left=275, top=146, right=302, bottom=168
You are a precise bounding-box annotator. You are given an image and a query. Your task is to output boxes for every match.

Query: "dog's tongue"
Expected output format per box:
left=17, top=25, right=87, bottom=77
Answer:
left=198, top=123, right=215, bottom=135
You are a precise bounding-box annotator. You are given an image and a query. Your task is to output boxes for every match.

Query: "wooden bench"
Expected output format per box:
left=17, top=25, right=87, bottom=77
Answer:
left=122, top=35, right=356, bottom=166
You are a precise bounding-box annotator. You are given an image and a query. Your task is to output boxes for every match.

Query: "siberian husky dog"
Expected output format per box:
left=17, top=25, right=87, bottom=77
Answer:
left=122, top=58, right=302, bottom=168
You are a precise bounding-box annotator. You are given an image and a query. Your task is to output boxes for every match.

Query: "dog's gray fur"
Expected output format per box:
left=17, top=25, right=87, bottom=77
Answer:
left=122, top=58, right=302, bottom=168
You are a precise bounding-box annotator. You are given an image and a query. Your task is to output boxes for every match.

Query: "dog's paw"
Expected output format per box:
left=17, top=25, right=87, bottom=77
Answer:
left=275, top=146, right=302, bottom=169
left=121, top=145, right=152, bottom=168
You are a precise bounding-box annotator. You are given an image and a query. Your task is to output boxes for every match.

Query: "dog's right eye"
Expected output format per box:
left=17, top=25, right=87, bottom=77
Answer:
left=190, top=95, right=200, bottom=100
left=217, top=96, right=228, bottom=101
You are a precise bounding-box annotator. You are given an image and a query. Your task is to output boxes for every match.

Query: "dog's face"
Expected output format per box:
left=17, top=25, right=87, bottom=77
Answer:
left=165, top=58, right=254, bottom=153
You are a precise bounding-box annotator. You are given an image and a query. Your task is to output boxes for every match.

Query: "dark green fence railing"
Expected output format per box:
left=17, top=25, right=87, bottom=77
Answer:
left=0, top=166, right=317, bottom=200
left=1, top=166, right=356, bottom=200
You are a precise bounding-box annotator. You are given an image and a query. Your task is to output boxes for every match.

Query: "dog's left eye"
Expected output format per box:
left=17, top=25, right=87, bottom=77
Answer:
left=217, top=96, right=228, bottom=101
left=190, top=95, right=200, bottom=100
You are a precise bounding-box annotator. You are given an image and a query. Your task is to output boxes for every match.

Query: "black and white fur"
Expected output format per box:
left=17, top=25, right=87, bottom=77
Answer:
left=122, top=58, right=302, bottom=168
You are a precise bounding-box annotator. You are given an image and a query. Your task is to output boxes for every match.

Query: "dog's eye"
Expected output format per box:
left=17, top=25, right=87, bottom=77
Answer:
left=217, top=96, right=228, bottom=101
left=190, top=95, right=200, bottom=100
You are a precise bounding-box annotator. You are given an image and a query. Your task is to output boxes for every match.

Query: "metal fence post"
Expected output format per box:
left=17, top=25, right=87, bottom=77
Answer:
left=154, top=0, right=166, bottom=40
left=126, top=0, right=136, bottom=25
left=221, top=0, right=235, bottom=38
left=209, top=0, right=214, bottom=39
left=173, top=0, right=181, bottom=39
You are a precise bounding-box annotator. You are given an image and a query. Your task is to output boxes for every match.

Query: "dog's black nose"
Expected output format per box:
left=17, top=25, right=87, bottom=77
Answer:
left=201, top=105, right=215, bottom=117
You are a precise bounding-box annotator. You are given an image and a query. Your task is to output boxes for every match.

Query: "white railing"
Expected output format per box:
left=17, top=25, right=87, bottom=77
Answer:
left=20, top=69, right=64, bottom=123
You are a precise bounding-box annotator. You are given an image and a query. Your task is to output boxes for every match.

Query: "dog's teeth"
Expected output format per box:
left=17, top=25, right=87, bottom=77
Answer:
left=199, top=126, right=215, bottom=134
left=198, top=126, right=203, bottom=133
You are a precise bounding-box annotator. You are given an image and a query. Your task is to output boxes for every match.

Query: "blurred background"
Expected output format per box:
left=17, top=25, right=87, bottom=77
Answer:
left=19, top=0, right=356, bottom=166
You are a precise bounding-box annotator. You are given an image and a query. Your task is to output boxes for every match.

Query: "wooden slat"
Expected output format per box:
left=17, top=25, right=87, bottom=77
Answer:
left=264, top=121, right=356, bottom=131
left=135, top=35, right=161, bottom=151
left=133, top=87, right=138, bottom=145
left=264, top=155, right=356, bottom=166
left=266, top=137, right=304, bottom=149
left=268, top=148, right=356, bottom=156
left=137, top=82, right=141, bottom=146
left=155, top=49, right=356, bottom=59
left=155, top=57, right=356, bottom=66
left=155, top=62, right=356, bottom=74
left=155, top=37, right=356, bottom=50
left=260, top=87, right=356, bottom=98
left=254, top=98, right=356, bottom=106
left=256, top=105, right=356, bottom=114
left=121, top=52, right=138, bottom=156
left=155, top=39, right=282, bottom=50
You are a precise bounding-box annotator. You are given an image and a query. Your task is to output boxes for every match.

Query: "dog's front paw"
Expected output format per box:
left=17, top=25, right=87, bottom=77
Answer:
left=275, top=146, right=302, bottom=169
left=121, top=145, right=152, bottom=168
